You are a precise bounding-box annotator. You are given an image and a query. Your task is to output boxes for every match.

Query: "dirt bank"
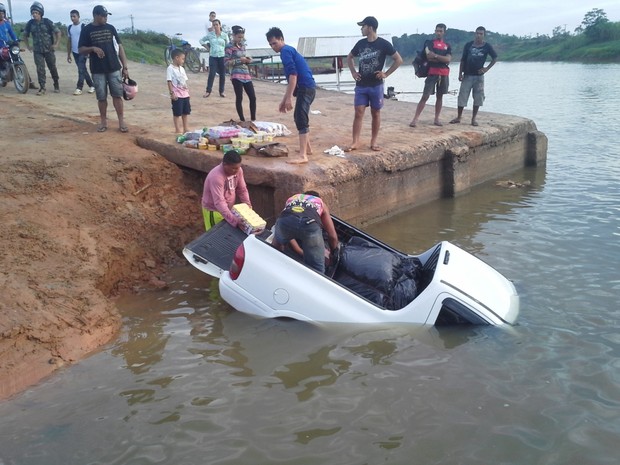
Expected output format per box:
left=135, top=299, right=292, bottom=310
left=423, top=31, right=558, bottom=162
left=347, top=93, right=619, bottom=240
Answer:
left=0, top=97, right=205, bottom=400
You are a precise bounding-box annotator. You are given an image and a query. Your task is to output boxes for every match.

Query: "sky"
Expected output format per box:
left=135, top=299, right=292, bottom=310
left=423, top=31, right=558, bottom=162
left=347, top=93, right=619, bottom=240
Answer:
left=6, top=1, right=620, bottom=50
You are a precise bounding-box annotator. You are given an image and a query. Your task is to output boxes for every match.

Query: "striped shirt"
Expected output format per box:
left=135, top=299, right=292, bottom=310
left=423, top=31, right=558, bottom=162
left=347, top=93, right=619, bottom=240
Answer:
left=225, top=41, right=252, bottom=81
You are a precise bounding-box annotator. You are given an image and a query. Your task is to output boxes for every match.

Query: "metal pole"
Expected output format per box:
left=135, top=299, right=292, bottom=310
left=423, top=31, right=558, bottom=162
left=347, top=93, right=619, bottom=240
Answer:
left=7, top=0, right=13, bottom=24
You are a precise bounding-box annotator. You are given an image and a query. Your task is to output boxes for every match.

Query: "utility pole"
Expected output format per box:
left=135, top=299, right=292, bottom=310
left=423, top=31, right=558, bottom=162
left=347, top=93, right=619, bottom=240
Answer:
left=7, top=0, right=13, bottom=23
left=130, top=14, right=135, bottom=34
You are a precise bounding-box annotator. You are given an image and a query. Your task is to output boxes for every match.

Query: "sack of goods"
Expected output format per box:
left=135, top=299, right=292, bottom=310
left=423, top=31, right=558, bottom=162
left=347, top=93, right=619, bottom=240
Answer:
left=232, top=203, right=266, bottom=235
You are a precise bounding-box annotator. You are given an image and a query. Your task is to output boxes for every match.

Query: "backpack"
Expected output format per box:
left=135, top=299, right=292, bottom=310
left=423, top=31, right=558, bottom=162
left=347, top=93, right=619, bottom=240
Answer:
left=412, top=49, right=429, bottom=78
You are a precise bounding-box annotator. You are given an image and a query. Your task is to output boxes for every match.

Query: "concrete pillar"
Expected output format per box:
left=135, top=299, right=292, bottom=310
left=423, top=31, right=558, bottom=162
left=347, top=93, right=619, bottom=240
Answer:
left=527, top=130, right=548, bottom=166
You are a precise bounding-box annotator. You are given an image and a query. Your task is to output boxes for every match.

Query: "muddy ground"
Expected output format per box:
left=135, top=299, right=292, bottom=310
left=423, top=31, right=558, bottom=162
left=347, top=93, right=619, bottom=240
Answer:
left=0, top=56, right=219, bottom=400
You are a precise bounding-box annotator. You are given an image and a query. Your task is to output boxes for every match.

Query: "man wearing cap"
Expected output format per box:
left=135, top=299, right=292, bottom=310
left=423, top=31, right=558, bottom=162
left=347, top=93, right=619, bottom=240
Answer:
left=78, top=5, right=129, bottom=133
left=345, top=16, right=402, bottom=152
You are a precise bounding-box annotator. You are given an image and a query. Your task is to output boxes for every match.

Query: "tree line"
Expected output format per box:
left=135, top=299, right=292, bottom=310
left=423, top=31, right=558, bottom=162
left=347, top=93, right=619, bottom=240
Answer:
left=392, top=8, right=620, bottom=62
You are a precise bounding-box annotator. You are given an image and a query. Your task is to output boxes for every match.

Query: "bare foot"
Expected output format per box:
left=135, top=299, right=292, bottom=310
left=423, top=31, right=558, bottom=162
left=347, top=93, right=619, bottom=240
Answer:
left=433, top=121, right=443, bottom=127
left=471, top=120, right=479, bottom=126
left=343, top=145, right=357, bottom=152
left=409, top=121, right=417, bottom=127
left=286, top=157, right=308, bottom=165
left=370, top=145, right=381, bottom=151
left=449, top=118, right=461, bottom=124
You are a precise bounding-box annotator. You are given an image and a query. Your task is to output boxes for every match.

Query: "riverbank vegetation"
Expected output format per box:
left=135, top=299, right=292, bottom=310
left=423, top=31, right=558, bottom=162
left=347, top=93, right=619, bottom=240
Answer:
left=393, top=8, right=620, bottom=63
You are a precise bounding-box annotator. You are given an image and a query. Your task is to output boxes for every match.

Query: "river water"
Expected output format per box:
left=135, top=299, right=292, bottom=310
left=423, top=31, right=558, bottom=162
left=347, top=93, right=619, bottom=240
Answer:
left=1, top=63, right=619, bottom=465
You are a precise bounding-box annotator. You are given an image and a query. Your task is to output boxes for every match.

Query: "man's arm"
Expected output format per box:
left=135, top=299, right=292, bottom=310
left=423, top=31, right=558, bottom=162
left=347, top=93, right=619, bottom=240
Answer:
left=427, top=50, right=451, bottom=64
left=320, top=205, right=339, bottom=252
left=236, top=170, right=252, bottom=208
left=20, top=25, right=30, bottom=50
left=118, top=43, right=129, bottom=78
left=53, top=30, right=61, bottom=49
left=280, top=72, right=297, bottom=113
left=481, top=47, right=498, bottom=74
left=347, top=52, right=360, bottom=81
left=378, top=51, right=403, bottom=79
left=66, top=29, right=72, bottom=61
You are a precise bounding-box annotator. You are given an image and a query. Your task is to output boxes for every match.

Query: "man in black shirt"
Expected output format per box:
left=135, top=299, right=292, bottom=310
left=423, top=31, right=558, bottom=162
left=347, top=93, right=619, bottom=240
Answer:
left=450, top=26, right=497, bottom=126
left=78, top=5, right=130, bottom=133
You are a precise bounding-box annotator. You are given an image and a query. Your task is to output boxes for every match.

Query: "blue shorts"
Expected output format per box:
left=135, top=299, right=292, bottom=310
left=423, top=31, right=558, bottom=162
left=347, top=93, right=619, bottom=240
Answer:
left=354, top=84, right=384, bottom=110
left=92, top=70, right=123, bottom=101
left=171, top=96, right=191, bottom=117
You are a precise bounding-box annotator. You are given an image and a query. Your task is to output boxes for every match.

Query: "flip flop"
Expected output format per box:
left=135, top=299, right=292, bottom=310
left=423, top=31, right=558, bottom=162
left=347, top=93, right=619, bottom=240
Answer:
left=370, top=145, right=382, bottom=151
left=409, top=121, right=417, bottom=128
left=97, top=125, right=107, bottom=132
left=471, top=121, right=479, bottom=127
left=449, top=118, right=461, bottom=124
left=119, top=126, right=129, bottom=133
left=433, top=121, right=443, bottom=127
left=343, top=146, right=357, bottom=152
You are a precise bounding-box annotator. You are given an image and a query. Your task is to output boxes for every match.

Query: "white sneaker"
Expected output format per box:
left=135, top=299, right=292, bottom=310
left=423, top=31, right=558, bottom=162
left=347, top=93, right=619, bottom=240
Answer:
left=88, top=87, right=96, bottom=94
left=73, top=88, right=83, bottom=95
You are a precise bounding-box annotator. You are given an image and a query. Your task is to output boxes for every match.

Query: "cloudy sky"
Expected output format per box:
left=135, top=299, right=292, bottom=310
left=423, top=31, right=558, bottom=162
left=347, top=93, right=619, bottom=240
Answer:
left=7, top=1, right=620, bottom=49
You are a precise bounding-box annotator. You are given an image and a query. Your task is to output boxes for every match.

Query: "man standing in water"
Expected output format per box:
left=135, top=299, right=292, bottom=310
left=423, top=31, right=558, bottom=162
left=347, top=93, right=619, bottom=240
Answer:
left=345, top=16, right=402, bottom=152
left=409, top=23, right=451, bottom=127
left=450, top=26, right=497, bottom=126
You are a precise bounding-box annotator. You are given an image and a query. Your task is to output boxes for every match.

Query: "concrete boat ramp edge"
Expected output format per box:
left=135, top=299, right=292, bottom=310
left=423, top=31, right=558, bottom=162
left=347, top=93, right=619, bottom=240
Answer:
left=136, top=106, right=547, bottom=227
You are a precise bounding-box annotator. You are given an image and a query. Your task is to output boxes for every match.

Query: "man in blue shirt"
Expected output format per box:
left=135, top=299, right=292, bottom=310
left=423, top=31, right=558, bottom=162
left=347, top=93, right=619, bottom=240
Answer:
left=0, top=3, right=17, bottom=47
left=266, top=27, right=316, bottom=164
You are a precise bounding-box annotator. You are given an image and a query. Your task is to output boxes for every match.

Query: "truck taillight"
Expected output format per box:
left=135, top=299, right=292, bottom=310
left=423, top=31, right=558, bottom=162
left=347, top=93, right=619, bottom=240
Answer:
left=229, top=244, right=245, bottom=280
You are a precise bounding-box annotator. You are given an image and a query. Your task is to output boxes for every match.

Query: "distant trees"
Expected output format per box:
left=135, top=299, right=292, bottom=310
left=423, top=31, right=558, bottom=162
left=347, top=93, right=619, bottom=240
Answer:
left=577, top=8, right=620, bottom=41
left=392, top=9, right=620, bottom=62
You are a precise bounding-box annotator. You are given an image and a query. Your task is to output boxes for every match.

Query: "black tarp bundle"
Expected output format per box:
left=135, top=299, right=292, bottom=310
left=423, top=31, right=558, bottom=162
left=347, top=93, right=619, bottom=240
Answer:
left=334, top=237, right=422, bottom=310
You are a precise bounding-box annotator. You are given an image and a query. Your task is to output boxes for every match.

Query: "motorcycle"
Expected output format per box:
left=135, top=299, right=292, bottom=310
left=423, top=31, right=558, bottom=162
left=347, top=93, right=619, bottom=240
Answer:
left=0, top=40, right=31, bottom=94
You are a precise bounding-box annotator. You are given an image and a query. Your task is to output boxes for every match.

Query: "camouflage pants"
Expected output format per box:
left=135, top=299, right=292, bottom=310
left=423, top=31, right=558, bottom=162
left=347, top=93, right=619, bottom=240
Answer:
left=33, top=51, right=59, bottom=89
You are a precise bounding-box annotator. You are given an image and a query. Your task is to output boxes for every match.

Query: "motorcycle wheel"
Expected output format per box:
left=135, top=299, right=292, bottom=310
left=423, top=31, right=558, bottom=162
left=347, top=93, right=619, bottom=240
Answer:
left=164, top=47, right=172, bottom=66
left=186, top=49, right=201, bottom=73
left=13, top=63, right=30, bottom=94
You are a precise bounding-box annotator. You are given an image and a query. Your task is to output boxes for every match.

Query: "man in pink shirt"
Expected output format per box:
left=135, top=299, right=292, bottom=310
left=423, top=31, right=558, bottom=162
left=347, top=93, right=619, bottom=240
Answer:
left=201, top=150, right=252, bottom=230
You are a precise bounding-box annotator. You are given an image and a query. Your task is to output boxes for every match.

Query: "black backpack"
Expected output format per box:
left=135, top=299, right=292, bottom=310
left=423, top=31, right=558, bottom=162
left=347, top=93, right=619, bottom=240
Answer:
left=412, top=49, right=429, bottom=78
left=411, top=50, right=429, bottom=77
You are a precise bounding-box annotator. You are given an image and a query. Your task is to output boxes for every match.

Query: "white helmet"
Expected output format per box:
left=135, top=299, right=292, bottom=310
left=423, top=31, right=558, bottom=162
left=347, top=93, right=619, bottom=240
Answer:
left=0, top=3, right=7, bottom=15
left=122, top=78, right=138, bottom=101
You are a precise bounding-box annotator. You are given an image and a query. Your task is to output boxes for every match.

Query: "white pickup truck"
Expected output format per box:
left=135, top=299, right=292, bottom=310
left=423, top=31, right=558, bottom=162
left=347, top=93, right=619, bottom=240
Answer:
left=183, top=216, right=519, bottom=326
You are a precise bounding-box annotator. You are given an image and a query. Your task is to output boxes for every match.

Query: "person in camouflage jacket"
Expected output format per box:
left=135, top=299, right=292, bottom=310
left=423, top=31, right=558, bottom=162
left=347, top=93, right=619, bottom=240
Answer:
left=21, top=2, right=61, bottom=94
